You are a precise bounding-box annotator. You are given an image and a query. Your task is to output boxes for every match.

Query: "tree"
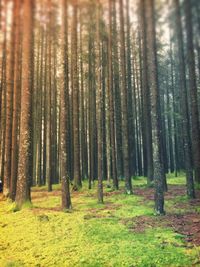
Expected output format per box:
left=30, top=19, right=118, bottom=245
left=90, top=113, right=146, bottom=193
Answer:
left=61, top=0, right=72, bottom=210
left=10, top=0, right=21, bottom=200
left=15, top=0, right=34, bottom=209
left=108, top=0, right=118, bottom=190
left=0, top=0, right=7, bottom=186
left=96, top=0, right=103, bottom=203
left=139, top=0, right=154, bottom=185
left=126, top=0, right=135, bottom=178
left=113, top=0, right=123, bottom=179
left=87, top=3, right=96, bottom=189
left=174, top=0, right=195, bottom=198
left=79, top=10, right=88, bottom=180
left=46, top=0, right=53, bottom=192
left=145, top=0, right=165, bottom=214
left=184, top=0, right=200, bottom=184
left=3, top=0, right=17, bottom=197
left=119, top=0, right=132, bottom=194
left=72, top=0, right=82, bottom=190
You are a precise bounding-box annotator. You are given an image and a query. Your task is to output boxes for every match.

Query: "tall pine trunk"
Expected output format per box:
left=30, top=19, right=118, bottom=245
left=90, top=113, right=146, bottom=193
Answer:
left=184, top=0, right=200, bottom=184
left=174, top=0, right=195, bottom=198
left=108, top=0, right=118, bottom=190
left=145, top=0, right=165, bottom=214
left=3, top=0, right=17, bottom=197
left=16, top=0, right=34, bottom=209
left=140, top=0, right=153, bottom=185
left=96, top=0, right=103, bottom=203
left=72, top=0, right=81, bottom=190
left=119, top=0, right=132, bottom=194
left=61, top=0, right=72, bottom=210
left=10, top=0, right=21, bottom=200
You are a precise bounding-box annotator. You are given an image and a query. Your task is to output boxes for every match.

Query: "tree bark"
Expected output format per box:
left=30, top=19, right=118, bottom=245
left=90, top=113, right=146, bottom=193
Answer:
left=119, top=0, right=132, bottom=194
left=61, top=0, right=72, bottom=210
left=145, top=0, right=165, bottom=214
left=15, top=0, right=34, bottom=208
left=10, top=0, right=21, bottom=200
left=174, top=0, right=195, bottom=198
left=3, top=0, right=17, bottom=197
left=184, top=0, right=200, bottom=184
left=96, top=0, right=103, bottom=203
left=140, top=0, right=154, bottom=185
left=72, top=0, right=81, bottom=190
left=108, top=0, right=118, bottom=190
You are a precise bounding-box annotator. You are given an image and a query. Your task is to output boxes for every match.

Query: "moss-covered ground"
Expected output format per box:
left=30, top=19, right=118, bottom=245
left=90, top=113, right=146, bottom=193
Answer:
left=0, top=174, right=200, bottom=267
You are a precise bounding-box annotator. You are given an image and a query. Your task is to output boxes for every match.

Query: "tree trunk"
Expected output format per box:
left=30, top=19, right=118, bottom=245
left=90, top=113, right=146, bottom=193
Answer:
left=10, top=0, right=21, bottom=200
left=15, top=0, right=34, bottom=209
left=72, top=0, right=81, bottom=190
left=96, top=0, right=103, bottom=203
left=108, top=0, right=118, bottom=190
left=174, top=0, right=195, bottom=198
left=61, top=0, right=72, bottom=210
left=184, top=0, right=200, bottom=184
left=140, top=0, right=154, bottom=184
left=3, top=0, right=17, bottom=197
left=119, top=0, right=132, bottom=194
left=145, top=0, right=165, bottom=214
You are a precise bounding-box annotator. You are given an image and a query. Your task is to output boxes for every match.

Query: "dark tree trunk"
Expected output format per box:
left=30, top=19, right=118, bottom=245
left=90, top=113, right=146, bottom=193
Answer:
left=126, top=0, right=135, bottom=178
left=108, top=0, right=118, bottom=190
left=61, top=0, right=72, bottom=210
left=72, top=0, right=81, bottom=190
left=113, top=0, right=123, bottom=178
left=174, top=0, right=195, bottom=198
left=119, top=0, right=132, bottom=194
left=184, top=0, right=200, bottom=184
left=140, top=0, right=154, bottom=185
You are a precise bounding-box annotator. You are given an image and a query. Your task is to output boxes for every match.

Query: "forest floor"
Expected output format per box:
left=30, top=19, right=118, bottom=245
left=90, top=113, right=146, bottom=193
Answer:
left=0, top=174, right=200, bottom=267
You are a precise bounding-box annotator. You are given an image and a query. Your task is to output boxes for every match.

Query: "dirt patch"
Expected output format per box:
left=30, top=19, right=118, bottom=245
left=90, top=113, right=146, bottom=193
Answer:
left=134, top=185, right=188, bottom=201
left=104, top=189, right=124, bottom=197
left=174, top=197, right=200, bottom=210
left=122, top=212, right=200, bottom=246
left=169, top=213, right=200, bottom=246
left=31, top=190, right=61, bottom=200
left=32, top=206, right=62, bottom=214
left=87, top=203, right=122, bottom=214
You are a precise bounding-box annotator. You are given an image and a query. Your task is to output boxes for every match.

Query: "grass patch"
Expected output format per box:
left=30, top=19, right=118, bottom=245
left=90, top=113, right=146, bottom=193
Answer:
left=0, top=176, right=199, bottom=267
left=166, top=173, right=186, bottom=185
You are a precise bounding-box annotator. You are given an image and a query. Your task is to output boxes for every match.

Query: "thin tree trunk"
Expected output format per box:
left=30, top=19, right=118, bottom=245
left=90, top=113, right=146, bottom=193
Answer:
left=108, top=0, right=118, bottom=190
left=3, top=0, right=17, bottom=197
left=113, top=0, right=123, bottom=178
left=96, top=0, right=103, bottom=203
left=140, top=1, right=154, bottom=184
left=46, top=0, right=52, bottom=192
left=72, top=0, right=81, bottom=190
left=119, top=0, right=132, bottom=194
left=61, top=0, right=72, bottom=210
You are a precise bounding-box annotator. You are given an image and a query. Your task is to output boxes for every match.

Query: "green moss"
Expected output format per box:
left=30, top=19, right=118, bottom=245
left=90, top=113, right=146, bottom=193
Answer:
left=0, top=177, right=199, bottom=267
left=195, top=183, right=200, bottom=190
left=167, top=173, right=186, bottom=185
